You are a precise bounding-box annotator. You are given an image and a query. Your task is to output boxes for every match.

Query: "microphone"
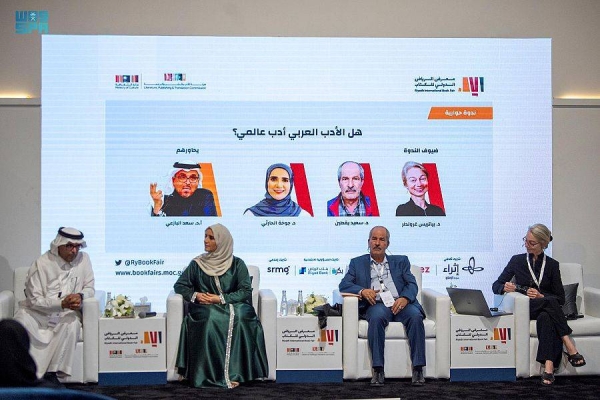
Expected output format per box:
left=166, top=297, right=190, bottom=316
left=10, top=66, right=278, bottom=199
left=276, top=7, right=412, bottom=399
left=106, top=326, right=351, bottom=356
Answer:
left=138, top=311, right=157, bottom=318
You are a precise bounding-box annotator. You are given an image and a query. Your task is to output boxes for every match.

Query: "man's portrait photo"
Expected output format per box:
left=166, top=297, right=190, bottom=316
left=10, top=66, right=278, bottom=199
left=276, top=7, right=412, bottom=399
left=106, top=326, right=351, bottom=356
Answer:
left=150, top=161, right=219, bottom=217
left=327, top=161, right=379, bottom=217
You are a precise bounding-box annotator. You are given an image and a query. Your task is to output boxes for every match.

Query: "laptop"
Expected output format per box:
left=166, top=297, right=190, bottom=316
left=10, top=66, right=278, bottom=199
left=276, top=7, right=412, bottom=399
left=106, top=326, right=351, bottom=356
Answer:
left=446, top=287, right=512, bottom=317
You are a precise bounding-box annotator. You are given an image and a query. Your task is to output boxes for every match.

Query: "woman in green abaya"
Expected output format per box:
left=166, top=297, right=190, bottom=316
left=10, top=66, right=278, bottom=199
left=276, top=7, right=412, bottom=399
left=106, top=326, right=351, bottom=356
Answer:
left=174, top=223, right=268, bottom=388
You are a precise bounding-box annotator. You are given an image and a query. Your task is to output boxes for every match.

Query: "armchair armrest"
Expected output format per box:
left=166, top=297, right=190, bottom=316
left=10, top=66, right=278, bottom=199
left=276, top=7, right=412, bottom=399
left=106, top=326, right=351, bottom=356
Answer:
left=502, top=292, right=530, bottom=377
left=166, top=293, right=184, bottom=381
left=82, top=296, right=99, bottom=382
left=422, top=288, right=450, bottom=379
left=0, top=290, right=14, bottom=319
left=341, top=295, right=359, bottom=379
left=583, top=287, right=600, bottom=318
left=421, top=288, right=450, bottom=323
left=258, top=289, right=277, bottom=380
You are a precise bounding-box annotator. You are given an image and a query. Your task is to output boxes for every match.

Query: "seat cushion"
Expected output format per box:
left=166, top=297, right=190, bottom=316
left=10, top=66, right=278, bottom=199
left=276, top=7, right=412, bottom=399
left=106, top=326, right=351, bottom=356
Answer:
left=358, top=318, right=437, bottom=339
left=529, top=315, right=600, bottom=337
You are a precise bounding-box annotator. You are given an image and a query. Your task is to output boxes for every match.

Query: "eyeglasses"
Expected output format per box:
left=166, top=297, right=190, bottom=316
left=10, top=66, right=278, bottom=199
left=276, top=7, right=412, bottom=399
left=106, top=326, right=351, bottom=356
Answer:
left=522, top=237, right=540, bottom=247
left=64, top=243, right=82, bottom=251
left=174, top=173, right=199, bottom=183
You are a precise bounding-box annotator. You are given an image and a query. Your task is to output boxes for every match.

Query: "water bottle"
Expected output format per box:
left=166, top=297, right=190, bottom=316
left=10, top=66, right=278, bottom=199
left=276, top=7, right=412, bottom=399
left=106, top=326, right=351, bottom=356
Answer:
left=280, top=290, right=288, bottom=316
left=104, top=292, right=112, bottom=316
left=297, top=290, right=304, bottom=316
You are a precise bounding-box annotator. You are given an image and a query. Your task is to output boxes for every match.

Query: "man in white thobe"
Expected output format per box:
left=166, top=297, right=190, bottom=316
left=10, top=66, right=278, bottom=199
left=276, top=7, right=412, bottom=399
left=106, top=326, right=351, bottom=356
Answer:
left=14, top=227, right=95, bottom=383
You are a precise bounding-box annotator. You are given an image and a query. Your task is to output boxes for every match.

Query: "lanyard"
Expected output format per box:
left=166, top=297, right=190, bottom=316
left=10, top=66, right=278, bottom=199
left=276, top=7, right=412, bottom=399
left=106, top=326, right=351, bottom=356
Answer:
left=371, top=260, right=388, bottom=292
left=526, top=253, right=546, bottom=288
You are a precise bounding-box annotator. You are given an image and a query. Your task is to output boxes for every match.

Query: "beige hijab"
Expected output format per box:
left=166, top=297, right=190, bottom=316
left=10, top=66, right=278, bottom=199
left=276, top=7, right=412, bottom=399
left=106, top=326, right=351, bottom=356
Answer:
left=193, top=223, right=234, bottom=277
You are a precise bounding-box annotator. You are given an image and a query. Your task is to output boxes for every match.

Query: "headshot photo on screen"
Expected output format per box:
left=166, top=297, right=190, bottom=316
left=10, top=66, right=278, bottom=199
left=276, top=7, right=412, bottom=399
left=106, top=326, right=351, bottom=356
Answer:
left=327, top=161, right=379, bottom=217
left=395, top=161, right=445, bottom=217
left=150, top=161, right=218, bottom=217
left=244, top=163, right=311, bottom=217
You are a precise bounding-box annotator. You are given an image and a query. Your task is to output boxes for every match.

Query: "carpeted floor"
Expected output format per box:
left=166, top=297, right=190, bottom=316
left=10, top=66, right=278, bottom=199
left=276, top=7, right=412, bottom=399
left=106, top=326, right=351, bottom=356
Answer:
left=67, top=376, right=600, bottom=400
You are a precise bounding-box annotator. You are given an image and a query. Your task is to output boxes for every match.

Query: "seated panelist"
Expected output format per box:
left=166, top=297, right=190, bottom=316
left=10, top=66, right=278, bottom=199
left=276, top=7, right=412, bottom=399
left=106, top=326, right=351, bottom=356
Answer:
left=14, top=227, right=95, bottom=385
left=173, top=223, right=269, bottom=388
left=492, top=223, right=586, bottom=386
left=339, top=226, right=427, bottom=387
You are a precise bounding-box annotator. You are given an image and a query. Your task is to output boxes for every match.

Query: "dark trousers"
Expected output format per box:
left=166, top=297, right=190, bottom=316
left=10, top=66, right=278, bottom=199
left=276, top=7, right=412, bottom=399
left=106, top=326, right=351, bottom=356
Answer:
left=530, top=297, right=573, bottom=366
left=365, top=302, right=426, bottom=369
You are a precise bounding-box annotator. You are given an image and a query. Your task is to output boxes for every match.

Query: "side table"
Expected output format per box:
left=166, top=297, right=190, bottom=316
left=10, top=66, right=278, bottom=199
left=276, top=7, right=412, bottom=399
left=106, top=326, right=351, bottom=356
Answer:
left=98, top=314, right=167, bottom=385
left=276, top=315, right=342, bottom=383
left=450, top=313, right=515, bottom=381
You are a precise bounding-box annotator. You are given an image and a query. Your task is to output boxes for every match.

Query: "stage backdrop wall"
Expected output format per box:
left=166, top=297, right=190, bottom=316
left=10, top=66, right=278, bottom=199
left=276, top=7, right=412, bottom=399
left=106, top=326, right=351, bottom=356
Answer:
left=1, top=1, right=599, bottom=298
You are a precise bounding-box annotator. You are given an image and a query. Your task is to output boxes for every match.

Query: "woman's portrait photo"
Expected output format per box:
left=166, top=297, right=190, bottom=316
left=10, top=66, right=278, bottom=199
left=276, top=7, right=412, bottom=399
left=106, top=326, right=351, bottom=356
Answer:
left=244, top=163, right=311, bottom=217
left=395, top=161, right=445, bottom=217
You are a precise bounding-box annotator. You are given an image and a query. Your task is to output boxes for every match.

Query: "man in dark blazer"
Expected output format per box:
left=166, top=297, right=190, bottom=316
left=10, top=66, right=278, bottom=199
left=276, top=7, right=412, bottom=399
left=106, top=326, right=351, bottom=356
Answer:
left=339, top=226, right=426, bottom=386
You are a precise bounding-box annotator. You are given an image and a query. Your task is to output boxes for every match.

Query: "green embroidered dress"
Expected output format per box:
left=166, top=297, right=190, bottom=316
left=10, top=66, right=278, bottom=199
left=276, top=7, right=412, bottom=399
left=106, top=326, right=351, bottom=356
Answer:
left=174, top=256, right=268, bottom=388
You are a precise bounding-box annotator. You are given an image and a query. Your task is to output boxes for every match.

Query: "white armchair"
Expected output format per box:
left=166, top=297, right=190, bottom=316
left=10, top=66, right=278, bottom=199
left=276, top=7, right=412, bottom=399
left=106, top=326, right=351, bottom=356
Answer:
left=339, top=265, right=451, bottom=380
left=504, top=263, right=600, bottom=377
left=0, top=266, right=102, bottom=383
left=166, top=265, right=277, bottom=381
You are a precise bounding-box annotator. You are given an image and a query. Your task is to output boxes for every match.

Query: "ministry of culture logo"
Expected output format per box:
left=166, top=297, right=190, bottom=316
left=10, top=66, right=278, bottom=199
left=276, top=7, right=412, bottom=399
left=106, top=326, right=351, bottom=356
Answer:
left=115, top=75, right=139, bottom=83
left=108, top=349, right=122, bottom=357
left=15, top=11, right=48, bottom=34
left=115, top=75, right=140, bottom=90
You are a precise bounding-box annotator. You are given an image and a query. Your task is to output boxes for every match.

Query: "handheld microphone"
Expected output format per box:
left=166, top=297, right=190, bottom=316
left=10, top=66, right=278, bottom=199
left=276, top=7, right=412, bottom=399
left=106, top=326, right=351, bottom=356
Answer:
left=138, top=311, right=157, bottom=318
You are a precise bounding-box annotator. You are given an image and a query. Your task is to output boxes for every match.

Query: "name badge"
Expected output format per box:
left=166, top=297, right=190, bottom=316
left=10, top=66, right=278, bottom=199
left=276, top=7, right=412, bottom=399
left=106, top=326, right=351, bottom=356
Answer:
left=48, top=312, right=60, bottom=327
left=380, top=290, right=395, bottom=307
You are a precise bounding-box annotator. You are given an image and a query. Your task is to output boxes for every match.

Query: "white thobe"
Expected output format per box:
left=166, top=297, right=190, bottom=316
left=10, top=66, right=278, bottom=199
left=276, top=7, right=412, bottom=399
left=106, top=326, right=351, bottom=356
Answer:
left=14, top=250, right=95, bottom=378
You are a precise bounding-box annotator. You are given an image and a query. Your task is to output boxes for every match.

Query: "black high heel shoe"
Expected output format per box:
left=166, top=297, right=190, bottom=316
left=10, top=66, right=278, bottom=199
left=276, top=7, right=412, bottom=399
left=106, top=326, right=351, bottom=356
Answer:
left=564, top=351, right=586, bottom=367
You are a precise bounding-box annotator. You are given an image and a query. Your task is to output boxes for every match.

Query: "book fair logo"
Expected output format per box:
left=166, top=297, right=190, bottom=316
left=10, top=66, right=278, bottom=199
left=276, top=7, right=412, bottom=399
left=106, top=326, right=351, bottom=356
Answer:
left=317, top=329, right=339, bottom=345
left=491, top=327, right=512, bottom=344
left=459, top=77, right=485, bottom=96
left=141, top=331, right=163, bottom=347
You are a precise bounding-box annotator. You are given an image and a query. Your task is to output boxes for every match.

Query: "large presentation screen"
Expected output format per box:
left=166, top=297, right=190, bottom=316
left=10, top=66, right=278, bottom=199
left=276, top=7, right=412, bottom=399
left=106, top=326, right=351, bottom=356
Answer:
left=42, top=37, right=551, bottom=311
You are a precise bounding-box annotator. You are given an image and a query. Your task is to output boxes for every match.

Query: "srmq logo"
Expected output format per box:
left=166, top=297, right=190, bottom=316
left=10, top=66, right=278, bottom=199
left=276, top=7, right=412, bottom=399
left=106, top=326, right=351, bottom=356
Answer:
left=267, top=266, right=290, bottom=275
left=460, top=77, right=484, bottom=96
